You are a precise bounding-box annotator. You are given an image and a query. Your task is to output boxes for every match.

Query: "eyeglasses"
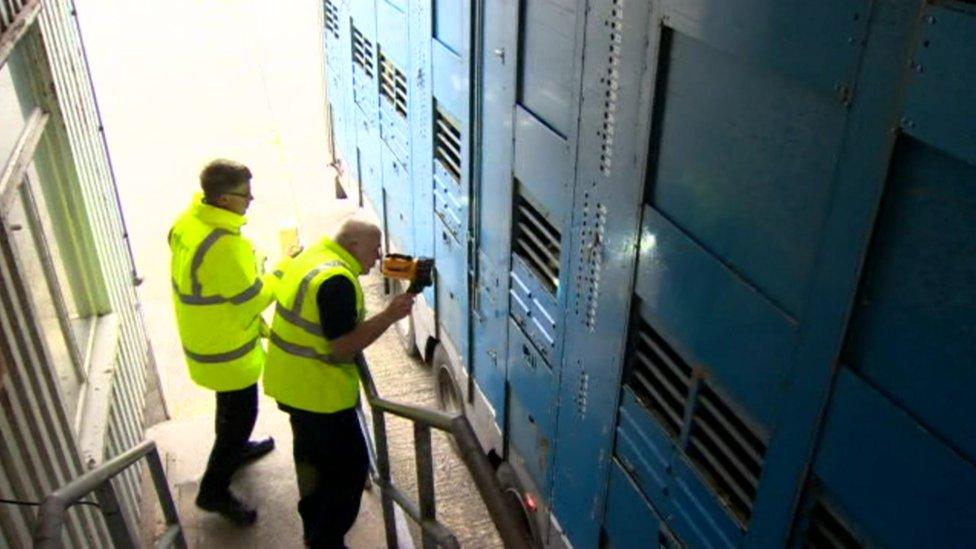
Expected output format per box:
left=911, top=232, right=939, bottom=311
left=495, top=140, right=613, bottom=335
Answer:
left=224, top=191, right=253, bottom=200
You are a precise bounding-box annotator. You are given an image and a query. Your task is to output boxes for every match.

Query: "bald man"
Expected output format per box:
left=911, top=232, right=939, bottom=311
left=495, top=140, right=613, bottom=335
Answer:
left=263, top=219, right=414, bottom=548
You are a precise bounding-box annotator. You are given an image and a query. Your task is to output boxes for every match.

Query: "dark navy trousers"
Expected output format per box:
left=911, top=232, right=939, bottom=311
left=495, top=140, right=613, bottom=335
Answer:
left=199, top=383, right=259, bottom=498
left=286, top=405, right=369, bottom=549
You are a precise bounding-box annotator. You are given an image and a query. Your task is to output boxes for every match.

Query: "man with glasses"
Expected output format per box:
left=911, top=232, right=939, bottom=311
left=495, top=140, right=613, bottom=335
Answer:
left=169, top=158, right=279, bottom=525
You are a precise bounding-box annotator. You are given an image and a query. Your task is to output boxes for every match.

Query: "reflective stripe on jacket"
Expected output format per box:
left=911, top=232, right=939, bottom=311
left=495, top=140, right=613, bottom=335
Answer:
left=169, top=195, right=278, bottom=391
left=263, top=237, right=365, bottom=413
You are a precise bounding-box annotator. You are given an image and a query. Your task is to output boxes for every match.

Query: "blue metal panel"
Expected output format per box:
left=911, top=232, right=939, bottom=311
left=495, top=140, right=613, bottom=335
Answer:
left=382, top=144, right=413, bottom=253
left=516, top=0, right=579, bottom=137
left=902, top=3, right=976, bottom=167
left=355, top=107, right=383, bottom=214
left=434, top=217, right=468, bottom=361
left=408, top=0, right=435, bottom=305
left=747, top=2, right=930, bottom=544
left=330, top=98, right=357, bottom=198
left=472, top=251, right=508, bottom=414
left=325, top=1, right=356, bottom=180
left=614, top=389, right=674, bottom=515
left=635, top=207, right=795, bottom=425
left=669, top=454, right=743, bottom=548
left=433, top=162, right=465, bottom=241
left=328, top=93, right=350, bottom=160
left=431, top=42, right=467, bottom=121
left=431, top=107, right=469, bottom=362
left=473, top=0, right=521, bottom=417
left=509, top=256, right=560, bottom=366
left=512, top=107, right=573, bottom=229
left=376, top=0, right=409, bottom=69
left=604, top=461, right=666, bottom=549
left=376, top=1, right=410, bottom=169
left=324, top=1, right=347, bottom=72
left=550, top=0, right=654, bottom=545
left=349, top=0, right=377, bottom=34
left=429, top=1, right=470, bottom=369
left=659, top=0, right=870, bottom=98
left=433, top=0, right=467, bottom=55
left=351, top=1, right=380, bottom=124
left=843, top=136, right=976, bottom=462
left=381, top=0, right=407, bottom=12
left=810, top=369, right=976, bottom=546
left=507, top=319, right=559, bottom=492
left=379, top=99, right=410, bottom=167
left=649, top=27, right=848, bottom=317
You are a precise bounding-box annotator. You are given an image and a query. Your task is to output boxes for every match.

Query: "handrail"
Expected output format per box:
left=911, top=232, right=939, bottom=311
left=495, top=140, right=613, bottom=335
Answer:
left=355, top=354, right=536, bottom=549
left=33, top=439, right=186, bottom=549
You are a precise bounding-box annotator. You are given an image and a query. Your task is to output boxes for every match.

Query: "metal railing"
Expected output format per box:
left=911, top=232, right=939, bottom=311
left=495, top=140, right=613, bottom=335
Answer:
left=355, top=354, right=536, bottom=549
left=32, top=440, right=186, bottom=549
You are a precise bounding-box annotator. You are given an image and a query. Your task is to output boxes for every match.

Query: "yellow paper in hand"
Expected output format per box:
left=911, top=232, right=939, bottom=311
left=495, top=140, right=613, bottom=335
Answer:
left=279, top=218, right=301, bottom=258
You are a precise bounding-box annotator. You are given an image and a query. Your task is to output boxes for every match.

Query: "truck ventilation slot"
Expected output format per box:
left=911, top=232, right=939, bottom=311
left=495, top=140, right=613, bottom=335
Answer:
left=626, top=318, right=691, bottom=439
left=351, top=26, right=374, bottom=79
left=434, top=105, right=462, bottom=181
left=803, top=498, right=864, bottom=549
left=379, top=53, right=408, bottom=117
left=324, top=1, right=339, bottom=40
left=687, top=382, right=767, bottom=526
left=513, top=184, right=562, bottom=294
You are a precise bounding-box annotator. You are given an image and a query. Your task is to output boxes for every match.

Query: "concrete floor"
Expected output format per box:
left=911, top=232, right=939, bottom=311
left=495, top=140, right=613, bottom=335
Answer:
left=76, top=1, right=502, bottom=547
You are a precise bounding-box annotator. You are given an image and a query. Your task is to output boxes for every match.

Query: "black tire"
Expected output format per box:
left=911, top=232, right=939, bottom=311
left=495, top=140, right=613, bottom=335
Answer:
left=433, top=344, right=464, bottom=416
left=495, top=462, right=543, bottom=547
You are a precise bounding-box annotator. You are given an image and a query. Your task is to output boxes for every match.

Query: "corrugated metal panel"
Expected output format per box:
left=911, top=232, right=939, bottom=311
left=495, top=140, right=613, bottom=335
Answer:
left=35, top=0, right=153, bottom=535
left=0, top=228, right=109, bottom=547
left=1, top=0, right=155, bottom=546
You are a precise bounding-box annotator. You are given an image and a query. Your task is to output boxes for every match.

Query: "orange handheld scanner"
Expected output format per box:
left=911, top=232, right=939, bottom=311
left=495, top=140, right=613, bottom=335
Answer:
left=381, top=253, right=434, bottom=294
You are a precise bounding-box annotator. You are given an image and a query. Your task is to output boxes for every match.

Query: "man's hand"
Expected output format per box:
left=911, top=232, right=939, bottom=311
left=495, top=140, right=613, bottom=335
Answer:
left=383, top=293, right=415, bottom=323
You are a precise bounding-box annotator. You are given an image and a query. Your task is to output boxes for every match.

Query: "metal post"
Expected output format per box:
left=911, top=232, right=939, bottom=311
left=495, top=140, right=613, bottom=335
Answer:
left=33, top=497, right=67, bottom=549
left=356, top=353, right=398, bottom=546
left=372, top=408, right=399, bottom=548
left=92, top=479, right=135, bottom=549
left=414, top=423, right=437, bottom=549
left=146, top=448, right=186, bottom=549
left=34, top=440, right=185, bottom=549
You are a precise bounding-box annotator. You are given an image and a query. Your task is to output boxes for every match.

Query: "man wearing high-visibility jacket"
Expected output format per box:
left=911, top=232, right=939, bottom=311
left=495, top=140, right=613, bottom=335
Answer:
left=264, top=218, right=414, bottom=548
left=169, top=159, right=280, bottom=525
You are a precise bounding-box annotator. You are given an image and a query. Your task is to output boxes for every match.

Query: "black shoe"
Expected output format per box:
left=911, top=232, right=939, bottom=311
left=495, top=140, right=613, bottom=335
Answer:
left=195, top=492, right=258, bottom=526
left=239, top=437, right=275, bottom=467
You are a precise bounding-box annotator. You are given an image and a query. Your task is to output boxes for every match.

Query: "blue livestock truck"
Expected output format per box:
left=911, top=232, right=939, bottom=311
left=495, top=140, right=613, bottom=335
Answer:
left=321, top=0, right=976, bottom=547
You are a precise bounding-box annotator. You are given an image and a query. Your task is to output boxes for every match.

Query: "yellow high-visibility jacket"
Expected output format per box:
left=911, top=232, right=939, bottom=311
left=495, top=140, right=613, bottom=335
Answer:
left=263, top=238, right=365, bottom=413
left=169, top=195, right=279, bottom=391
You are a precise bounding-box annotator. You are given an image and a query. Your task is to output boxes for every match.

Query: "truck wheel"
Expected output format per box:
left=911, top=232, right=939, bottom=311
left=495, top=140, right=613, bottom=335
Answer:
left=496, top=462, right=543, bottom=547
left=433, top=344, right=463, bottom=416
